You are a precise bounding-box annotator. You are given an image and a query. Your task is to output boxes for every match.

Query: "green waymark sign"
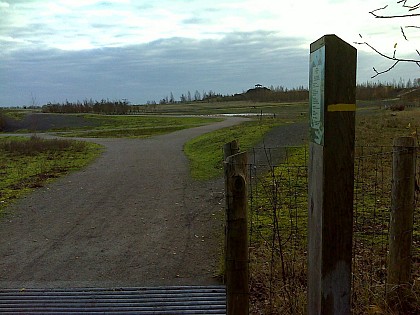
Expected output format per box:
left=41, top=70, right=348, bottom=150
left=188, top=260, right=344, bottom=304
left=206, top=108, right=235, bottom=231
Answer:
left=309, top=45, right=325, bottom=145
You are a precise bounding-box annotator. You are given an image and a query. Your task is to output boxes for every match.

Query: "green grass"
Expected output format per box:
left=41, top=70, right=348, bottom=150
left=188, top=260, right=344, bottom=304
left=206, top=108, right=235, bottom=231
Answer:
left=247, top=107, right=420, bottom=314
left=2, top=109, right=37, bottom=120
left=55, top=115, right=223, bottom=138
left=141, top=100, right=308, bottom=118
left=248, top=146, right=309, bottom=314
left=4, top=111, right=26, bottom=120
left=184, top=118, right=283, bottom=180
left=0, top=136, right=103, bottom=215
left=64, top=125, right=190, bottom=138
left=179, top=101, right=307, bottom=180
left=250, top=146, right=308, bottom=239
left=356, top=107, right=420, bottom=145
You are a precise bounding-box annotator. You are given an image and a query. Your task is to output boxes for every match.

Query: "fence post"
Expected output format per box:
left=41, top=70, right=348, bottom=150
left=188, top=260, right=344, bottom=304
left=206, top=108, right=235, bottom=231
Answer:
left=387, top=136, right=416, bottom=302
left=224, top=147, right=249, bottom=315
left=224, top=140, right=240, bottom=161
left=223, top=140, right=240, bottom=283
left=307, top=34, right=357, bottom=315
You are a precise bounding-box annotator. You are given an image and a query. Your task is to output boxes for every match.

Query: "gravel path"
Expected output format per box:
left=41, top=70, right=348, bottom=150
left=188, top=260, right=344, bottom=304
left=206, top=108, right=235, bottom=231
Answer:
left=0, top=117, right=307, bottom=289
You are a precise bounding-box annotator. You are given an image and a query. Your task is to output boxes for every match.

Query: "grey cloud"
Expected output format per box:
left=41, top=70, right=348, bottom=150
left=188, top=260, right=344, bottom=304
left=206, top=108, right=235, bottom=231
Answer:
left=97, top=1, right=114, bottom=7
left=13, top=22, right=57, bottom=38
left=202, top=7, right=222, bottom=13
left=357, top=50, right=420, bottom=82
left=5, top=30, right=417, bottom=108
left=0, top=32, right=310, bottom=106
left=182, top=17, right=208, bottom=25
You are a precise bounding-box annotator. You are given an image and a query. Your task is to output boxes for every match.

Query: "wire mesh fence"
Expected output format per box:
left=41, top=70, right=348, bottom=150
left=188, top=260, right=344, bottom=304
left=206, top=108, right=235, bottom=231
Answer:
left=352, top=146, right=394, bottom=313
left=245, top=145, right=419, bottom=315
left=248, top=146, right=309, bottom=315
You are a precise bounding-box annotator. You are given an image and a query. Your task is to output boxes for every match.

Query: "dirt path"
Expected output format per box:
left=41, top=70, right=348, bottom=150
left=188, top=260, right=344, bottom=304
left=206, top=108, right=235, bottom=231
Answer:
left=0, top=118, right=308, bottom=289
left=0, top=117, right=249, bottom=289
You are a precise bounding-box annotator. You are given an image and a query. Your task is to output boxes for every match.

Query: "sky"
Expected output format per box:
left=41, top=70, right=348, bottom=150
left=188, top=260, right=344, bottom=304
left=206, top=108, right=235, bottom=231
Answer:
left=1, top=0, right=419, bottom=107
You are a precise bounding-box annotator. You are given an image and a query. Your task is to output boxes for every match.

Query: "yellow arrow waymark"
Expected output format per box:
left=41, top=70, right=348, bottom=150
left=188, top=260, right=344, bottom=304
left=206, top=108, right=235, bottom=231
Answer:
left=327, top=103, right=356, bottom=112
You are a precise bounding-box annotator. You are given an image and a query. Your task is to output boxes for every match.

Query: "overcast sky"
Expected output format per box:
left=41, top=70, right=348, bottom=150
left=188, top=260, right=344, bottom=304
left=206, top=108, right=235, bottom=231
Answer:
left=1, top=0, right=419, bottom=107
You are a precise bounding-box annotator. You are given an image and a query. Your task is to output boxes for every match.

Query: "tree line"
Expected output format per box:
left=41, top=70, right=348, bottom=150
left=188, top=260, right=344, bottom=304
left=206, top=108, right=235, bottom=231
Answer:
left=38, top=79, right=420, bottom=114
left=152, top=86, right=309, bottom=104
left=42, top=99, right=132, bottom=114
left=356, top=78, right=420, bottom=101
left=154, top=79, right=419, bottom=104
left=148, top=90, right=223, bottom=105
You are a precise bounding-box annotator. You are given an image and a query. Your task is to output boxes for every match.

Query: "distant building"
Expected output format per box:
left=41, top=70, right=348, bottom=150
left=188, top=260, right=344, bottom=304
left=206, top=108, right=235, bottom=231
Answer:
left=255, top=84, right=263, bottom=89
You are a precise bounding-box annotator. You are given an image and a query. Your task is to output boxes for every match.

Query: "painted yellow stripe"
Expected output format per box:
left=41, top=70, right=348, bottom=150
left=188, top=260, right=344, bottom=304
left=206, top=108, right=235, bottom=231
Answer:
left=327, top=103, right=356, bottom=112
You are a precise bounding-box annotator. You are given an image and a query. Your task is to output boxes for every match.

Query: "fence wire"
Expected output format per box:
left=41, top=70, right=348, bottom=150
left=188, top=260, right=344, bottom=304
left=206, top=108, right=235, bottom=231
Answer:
left=352, top=146, right=393, bottom=313
left=246, top=145, right=420, bottom=315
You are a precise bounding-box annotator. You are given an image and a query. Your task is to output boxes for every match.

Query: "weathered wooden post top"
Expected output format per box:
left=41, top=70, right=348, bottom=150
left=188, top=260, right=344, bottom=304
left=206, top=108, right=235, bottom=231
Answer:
left=307, top=34, right=357, bottom=315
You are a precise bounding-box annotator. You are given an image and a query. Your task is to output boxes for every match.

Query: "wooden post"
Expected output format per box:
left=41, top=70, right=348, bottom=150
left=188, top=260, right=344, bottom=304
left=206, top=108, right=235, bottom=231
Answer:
left=224, top=150, right=249, bottom=315
left=223, top=140, right=240, bottom=161
left=387, top=137, right=416, bottom=300
left=223, top=140, right=240, bottom=284
left=307, top=34, right=357, bottom=315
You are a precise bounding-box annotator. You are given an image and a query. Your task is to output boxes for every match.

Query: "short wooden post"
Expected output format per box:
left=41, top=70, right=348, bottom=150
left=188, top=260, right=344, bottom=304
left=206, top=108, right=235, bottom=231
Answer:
left=223, top=140, right=240, bottom=161
left=224, top=150, right=249, bottom=315
left=387, top=137, right=416, bottom=300
left=307, top=34, right=357, bottom=315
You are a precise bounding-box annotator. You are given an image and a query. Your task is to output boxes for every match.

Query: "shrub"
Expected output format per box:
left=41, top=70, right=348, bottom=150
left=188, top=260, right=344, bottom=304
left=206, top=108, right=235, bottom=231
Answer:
left=0, top=136, right=87, bottom=156
left=389, top=104, right=405, bottom=111
left=0, top=111, right=5, bottom=131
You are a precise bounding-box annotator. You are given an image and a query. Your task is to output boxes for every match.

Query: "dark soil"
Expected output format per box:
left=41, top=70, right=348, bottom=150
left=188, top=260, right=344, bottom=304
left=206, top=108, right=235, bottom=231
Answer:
left=3, top=113, right=99, bottom=132
left=0, top=117, right=307, bottom=289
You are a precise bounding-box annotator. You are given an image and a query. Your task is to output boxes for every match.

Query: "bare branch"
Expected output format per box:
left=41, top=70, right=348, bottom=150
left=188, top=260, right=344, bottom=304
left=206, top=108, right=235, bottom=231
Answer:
left=372, top=60, right=399, bottom=78
left=361, top=1, right=419, bottom=77
left=401, top=26, right=408, bottom=40
left=355, top=39, right=420, bottom=78
left=355, top=40, right=420, bottom=63
left=370, top=5, right=389, bottom=14
left=370, top=11, right=420, bottom=18
left=370, top=0, right=420, bottom=17
left=398, top=0, right=420, bottom=11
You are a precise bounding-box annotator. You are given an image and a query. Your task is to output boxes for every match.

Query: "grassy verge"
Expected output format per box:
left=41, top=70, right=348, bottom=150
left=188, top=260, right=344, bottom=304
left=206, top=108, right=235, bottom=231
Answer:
left=248, top=146, right=308, bottom=314
left=248, top=107, right=420, bottom=314
left=54, top=115, right=223, bottom=138
left=2, top=109, right=38, bottom=120
left=140, top=100, right=308, bottom=117
left=356, top=107, right=420, bottom=145
left=0, top=136, right=103, bottom=215
left=184, top=118, right=283, bottom=180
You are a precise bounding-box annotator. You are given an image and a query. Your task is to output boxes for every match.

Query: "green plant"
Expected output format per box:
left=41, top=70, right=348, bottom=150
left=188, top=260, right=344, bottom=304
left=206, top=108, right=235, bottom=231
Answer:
left=247, top=108, right=420, bottom=314
left=184, top=118, right=282, bottom=180
left=0, top=136, right=103, bottom=215
left=58, top=115, right=223, bottom=138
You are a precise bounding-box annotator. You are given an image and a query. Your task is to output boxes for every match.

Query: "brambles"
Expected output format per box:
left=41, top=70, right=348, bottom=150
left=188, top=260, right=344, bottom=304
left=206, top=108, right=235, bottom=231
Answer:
left=389, top=104, right=405, bottom=111
left=0, top=135, right=86, bottom=155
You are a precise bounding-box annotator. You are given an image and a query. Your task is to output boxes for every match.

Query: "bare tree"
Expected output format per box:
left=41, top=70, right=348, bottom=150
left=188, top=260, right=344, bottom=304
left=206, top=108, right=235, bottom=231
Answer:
left=194, top=90, right=201, bottom=101
left=356, top=0, right=420, bottom=78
